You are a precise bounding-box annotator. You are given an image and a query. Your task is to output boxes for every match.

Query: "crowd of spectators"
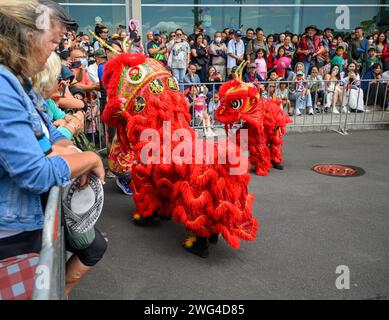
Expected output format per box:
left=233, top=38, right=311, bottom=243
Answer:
left=140, top=22, right=389, bottom=118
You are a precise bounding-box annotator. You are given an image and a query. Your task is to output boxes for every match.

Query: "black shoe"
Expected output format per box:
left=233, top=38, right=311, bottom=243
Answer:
left=183, top=236, right=209, bottom=258
left=350, top=109, right=364, bottom=113
left=208, top=233, right=219, bottom=244
left=272, top=161, right=284, bottom=170
left=132, top=212, right=159, bottom=226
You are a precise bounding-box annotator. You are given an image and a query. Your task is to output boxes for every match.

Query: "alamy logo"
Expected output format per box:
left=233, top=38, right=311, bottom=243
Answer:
left=335, top=6, right=350, bottom=30
left=34, top=265, right=50, bottom=290
left=335, top=265, right=350, bottom=290
left=35, top=5, right=51, bottom=31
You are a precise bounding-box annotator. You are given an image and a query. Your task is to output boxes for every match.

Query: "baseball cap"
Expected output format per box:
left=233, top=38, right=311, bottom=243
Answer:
left=235, top=30, right=243, bottom=37
left=62, top=175, right=104, bottom=249
left=39, top=0, right=77, bottom=28
left=249, top=63, right=257, bottom=68
left=153, top=29, right=161, bottom=36
left=296, top=71, right=304, bottom=76
left=94, top=48, right=107, bottom=58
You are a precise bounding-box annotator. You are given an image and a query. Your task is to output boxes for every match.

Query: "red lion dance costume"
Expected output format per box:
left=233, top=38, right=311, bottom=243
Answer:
left=101, top=53, right=257, bottom=257
left=216, top=63, right=292, bottom=176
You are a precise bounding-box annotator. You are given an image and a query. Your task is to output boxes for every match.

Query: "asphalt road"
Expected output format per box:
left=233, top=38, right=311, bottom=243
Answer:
left=71, top=130, right=389, bottom=300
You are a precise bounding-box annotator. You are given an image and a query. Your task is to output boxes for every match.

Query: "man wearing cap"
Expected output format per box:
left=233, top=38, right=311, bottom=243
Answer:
left=147, top=29, right=167, bottom=64
left=227, top=30, right=245, bottom=76
left=87, top=48, right=107, bottom=84
left=246, top=28, right=269, bottom=63
left=297, top=25, right=321, bottom=77
left=243, top=63, right=264, bottom=85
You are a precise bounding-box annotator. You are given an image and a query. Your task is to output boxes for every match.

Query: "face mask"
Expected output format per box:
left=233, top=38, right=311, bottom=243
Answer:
left=80, top=57, right=88, bottom=68
left=215, top=37, right=222, bottom=43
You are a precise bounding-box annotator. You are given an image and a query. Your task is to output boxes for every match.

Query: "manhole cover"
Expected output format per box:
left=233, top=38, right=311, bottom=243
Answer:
left=312, top=164, right=365, bottom=177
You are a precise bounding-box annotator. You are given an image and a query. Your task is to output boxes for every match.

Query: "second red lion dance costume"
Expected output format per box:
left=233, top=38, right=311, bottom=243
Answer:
left=216, top=62, right=292, bottom=176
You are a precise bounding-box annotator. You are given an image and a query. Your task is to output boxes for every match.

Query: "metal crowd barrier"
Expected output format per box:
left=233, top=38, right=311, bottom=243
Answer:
left=32, top=186, right=65, bottom=300
left=84, top=78, right=388, bottom=146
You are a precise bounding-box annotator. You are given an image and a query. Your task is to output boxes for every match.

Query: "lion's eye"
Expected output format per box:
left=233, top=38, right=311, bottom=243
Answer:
left=231, top=99, right=243, bottom=110
left=126, top=65, right=147, bottom=84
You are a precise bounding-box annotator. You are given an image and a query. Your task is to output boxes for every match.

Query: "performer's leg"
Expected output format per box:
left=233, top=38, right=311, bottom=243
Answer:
left=183, top=235, right=209, bottom=258
left=208, top=233, right=219, bottom=244
left=269, top=130, right=284, bottom=170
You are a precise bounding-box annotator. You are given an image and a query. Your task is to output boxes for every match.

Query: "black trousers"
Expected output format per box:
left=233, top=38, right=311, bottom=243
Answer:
left=0, top=228, right=107, bottom=267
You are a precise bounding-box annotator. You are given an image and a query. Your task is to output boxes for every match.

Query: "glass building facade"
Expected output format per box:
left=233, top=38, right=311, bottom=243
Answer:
left=56, top=1, right=388, bottom=38
left=56, top=1, right=130, bottom=35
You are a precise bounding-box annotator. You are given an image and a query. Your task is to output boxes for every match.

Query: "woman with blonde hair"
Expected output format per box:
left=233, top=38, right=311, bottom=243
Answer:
left=0, top=0, right=106, bottom=299
left=34, top=52, right=85, bottom=139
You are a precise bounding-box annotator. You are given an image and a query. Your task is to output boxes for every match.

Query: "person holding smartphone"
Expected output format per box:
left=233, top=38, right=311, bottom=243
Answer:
left=69, top=48, right=100, bottom=95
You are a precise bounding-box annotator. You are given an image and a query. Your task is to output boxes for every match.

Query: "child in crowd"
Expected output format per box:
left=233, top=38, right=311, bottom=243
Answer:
left=194, top=93, right=214, bottom=137
left=268, top=70, right=279, bottom=81
left=273, top=47, right=285, bottom=71
left=292, top=71, right=313, bottom=115
left=331, top=46, right=346, bottom=73
left=207, top=91, right=220, bottom=125
left=254, top=48, right=267, bottom=81
left=276, top=81, right=291, bottom=115
left=363, top=47, right=382, bottom=76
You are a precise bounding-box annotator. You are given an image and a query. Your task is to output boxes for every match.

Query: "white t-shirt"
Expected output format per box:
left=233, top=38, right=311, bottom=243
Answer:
left=382, top=70, right=389, bottom=81
left=168, top=41, right=190, bottom=69
left=87, top=63, right=99, bottom=84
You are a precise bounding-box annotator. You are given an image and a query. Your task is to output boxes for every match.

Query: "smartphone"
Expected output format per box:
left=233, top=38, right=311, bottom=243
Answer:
left=61, top=83, right=67, bottom=97
left=70, top=61, right=81, bottom=69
